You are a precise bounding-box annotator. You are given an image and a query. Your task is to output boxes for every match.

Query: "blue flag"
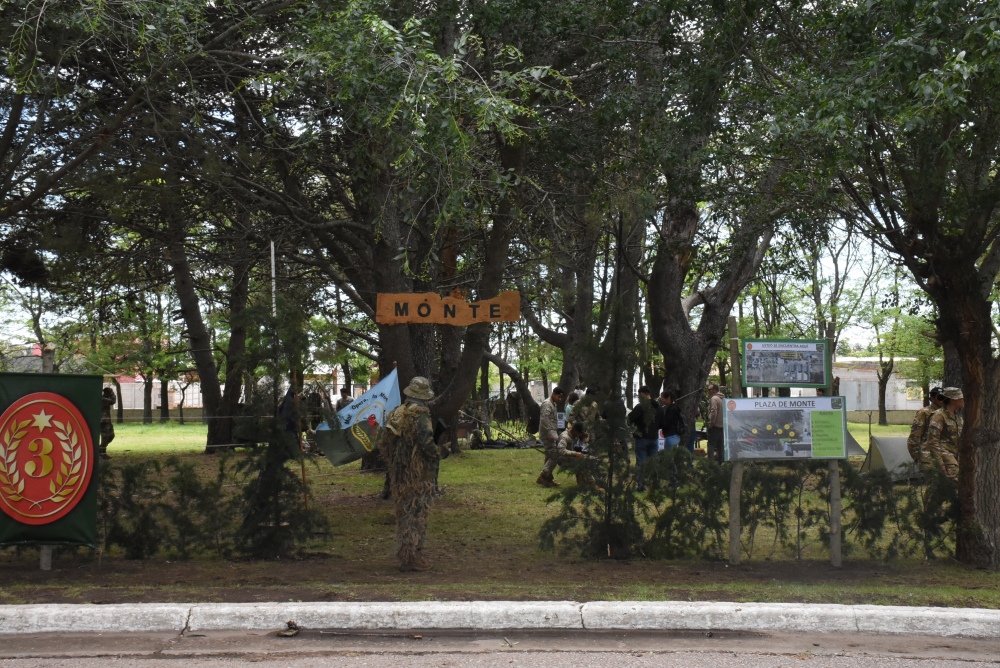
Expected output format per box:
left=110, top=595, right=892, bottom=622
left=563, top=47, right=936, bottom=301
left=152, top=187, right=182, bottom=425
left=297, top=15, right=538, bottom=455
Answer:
left=315, top=369, right=401, bottom=466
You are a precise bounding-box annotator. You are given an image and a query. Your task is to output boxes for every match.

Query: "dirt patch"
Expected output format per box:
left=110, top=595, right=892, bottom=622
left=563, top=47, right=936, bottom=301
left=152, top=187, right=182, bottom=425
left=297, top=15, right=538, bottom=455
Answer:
left=0, top=546, right=977, bottom=606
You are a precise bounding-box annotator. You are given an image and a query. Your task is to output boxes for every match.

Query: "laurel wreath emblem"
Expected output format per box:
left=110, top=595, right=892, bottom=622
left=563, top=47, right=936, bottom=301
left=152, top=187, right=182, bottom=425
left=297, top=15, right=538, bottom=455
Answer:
left=0, top=419, right=29, bottom=502
left=0, top=417, right=85, bottom=510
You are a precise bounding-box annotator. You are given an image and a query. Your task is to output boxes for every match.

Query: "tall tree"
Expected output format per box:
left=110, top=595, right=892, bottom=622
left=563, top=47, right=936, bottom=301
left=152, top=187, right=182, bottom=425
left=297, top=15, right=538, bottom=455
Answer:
left=793, top=0, right=1000, bottom=566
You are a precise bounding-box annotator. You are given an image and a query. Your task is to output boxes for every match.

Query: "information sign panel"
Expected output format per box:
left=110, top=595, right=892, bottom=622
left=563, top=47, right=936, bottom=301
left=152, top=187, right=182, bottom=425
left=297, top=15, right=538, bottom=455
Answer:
left=723, top=396, right=847, bottom=461
left=742, top=339, right=830, bottom=388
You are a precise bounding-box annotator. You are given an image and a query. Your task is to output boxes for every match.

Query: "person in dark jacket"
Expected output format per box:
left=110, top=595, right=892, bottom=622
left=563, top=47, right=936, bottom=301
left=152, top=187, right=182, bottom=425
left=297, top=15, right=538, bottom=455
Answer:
left=628, top=386, right=660, bottom=491
left=658, top=390, right=683, bottom=450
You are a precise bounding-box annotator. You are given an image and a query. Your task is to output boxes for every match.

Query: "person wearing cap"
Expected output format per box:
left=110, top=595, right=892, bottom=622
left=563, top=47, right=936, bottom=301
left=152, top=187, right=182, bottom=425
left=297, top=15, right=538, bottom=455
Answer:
left=922, top=387, right=964, bottom=481
left=907, top=386, right=944, bottom=464
left=535, top=387, right=565, bottom=486
left=536, top=421, right=591, bottom=488
left=380, top=376, right=447, bottom=572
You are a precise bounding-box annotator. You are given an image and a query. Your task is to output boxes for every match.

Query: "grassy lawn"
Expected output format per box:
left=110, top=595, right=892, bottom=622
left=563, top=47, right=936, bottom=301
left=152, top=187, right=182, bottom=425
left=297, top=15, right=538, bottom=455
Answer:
left=107, top=421, right=210, bottom=454
left=1, top=421, right=994, bottom=608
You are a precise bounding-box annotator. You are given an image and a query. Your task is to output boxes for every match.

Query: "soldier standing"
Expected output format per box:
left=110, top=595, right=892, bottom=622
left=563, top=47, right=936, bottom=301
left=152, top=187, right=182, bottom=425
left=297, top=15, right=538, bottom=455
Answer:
left=380, top=376, right=446, bottom=572
left=705, top=383, right=725, bottom=463
left=535, top=387, right=565, bottom=487
left=922, top=387, right=964, bottom=481
left=99, top=386, right=116, bottom=459
left=906, top=386, right=943, bottom=464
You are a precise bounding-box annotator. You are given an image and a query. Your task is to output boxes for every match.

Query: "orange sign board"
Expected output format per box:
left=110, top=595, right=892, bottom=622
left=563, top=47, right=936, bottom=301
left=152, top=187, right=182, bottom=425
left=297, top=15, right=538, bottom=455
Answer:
left=376, top=291, right=520, bottom=326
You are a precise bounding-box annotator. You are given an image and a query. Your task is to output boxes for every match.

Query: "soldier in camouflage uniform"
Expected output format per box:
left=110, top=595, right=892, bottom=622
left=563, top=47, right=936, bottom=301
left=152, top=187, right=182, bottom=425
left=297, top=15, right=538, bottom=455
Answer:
left=906, top=386, right=943, bottom=464
left=537, top=422, right=590, bottom=488
left=535, top=387, right=565, bottom=486
left=379, top=376, right=447, bottom=572
left=568, top=386, right=600, bottom=432
left=907, top=386, right=942, bottom=461
left=922, top=387, right=964, bottom=481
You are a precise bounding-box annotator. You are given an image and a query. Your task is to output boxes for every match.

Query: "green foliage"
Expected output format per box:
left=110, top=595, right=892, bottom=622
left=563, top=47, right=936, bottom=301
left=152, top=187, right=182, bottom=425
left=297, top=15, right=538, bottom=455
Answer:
left=538, top=399, right=643, bottom=559
left=99, top=460, right=165, bottom=560
left=541, top=450, right=958, bottom=563
left=233, top=394, right=329, bottom=559
left=641, top=449, right=729, bottom=560
left=96, top=433, right=328, bottom=560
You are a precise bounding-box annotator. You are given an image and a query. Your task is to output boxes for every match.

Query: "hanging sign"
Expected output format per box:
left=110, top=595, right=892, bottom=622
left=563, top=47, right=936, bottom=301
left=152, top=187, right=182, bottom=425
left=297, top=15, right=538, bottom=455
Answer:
left=376, top=291, right=520, bottom=326
left=0, top=373, right=101, bottom=547
left=723, top=396, right=847, bottom=461
left=742, top=339, right=831, bottom=388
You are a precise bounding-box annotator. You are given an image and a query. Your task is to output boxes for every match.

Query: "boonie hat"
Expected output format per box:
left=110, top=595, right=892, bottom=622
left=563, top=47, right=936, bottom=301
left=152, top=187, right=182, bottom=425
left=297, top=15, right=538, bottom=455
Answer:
left=403, top=376, right=435, bottom=400
left=941, top=387, right=964, bottom=400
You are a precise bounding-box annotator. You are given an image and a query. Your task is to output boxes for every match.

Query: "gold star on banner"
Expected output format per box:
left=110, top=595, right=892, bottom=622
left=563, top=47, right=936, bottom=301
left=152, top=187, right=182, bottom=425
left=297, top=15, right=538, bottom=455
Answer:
left=32, top=410, right=54, bottom=432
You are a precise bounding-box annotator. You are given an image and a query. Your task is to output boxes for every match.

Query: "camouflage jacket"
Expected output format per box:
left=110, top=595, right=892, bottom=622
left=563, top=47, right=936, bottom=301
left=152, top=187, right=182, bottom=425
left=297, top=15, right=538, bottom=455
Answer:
left=923, top=407, right=962, bottom=480
left=906, top=404, right=937, bottom=462
left=539, top=398, right=560, bottom=443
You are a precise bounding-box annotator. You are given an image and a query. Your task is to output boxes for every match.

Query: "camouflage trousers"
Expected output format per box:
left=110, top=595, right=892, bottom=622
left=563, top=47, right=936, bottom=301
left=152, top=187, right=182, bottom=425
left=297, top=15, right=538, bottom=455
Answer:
left=921, top=445, right=959, bottom=481
left=394, top=483, right=433, bottom=567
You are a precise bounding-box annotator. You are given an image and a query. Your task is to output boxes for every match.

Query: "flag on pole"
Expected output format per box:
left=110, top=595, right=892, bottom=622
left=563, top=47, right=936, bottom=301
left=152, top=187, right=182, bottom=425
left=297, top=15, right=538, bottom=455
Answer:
left=315, top=369, right=401, bottom=466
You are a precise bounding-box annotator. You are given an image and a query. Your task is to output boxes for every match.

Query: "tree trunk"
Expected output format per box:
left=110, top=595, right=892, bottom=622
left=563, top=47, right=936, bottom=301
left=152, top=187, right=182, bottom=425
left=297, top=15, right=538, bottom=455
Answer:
left=214, top=256, right=252, bottom=450
left=113, top=379, right=124, bottom=424
left=876, top=359, right=893, bottom=427
left=939, top=291, right=997, bottom=568
left=159, top=374, right=170, bottom=423
left=142, top=376, right=153, bottom=424
left=943, top=339, right=963, bottom=388
left=167, top=236, right=225, bottom=446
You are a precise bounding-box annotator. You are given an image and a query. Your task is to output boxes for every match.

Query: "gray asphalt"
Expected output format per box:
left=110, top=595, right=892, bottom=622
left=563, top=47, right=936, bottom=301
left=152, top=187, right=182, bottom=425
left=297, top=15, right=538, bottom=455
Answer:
left=3, top=629, right=1000, bottom=666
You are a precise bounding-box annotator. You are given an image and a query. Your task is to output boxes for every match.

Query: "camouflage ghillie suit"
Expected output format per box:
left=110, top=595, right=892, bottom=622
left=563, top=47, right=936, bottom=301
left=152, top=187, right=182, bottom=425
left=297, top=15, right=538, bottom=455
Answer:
left=379, top=397, right=443, bottom=570
left=922, top=408, right=962, bottom=481
left=906, top=404, right=937, bottom=464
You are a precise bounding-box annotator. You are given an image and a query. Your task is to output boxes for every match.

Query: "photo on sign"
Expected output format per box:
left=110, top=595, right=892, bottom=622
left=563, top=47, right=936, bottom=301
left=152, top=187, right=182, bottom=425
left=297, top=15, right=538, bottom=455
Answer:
left=723, top=397, right=847, bottom=461
left=742, top=339, right=830, bottom=388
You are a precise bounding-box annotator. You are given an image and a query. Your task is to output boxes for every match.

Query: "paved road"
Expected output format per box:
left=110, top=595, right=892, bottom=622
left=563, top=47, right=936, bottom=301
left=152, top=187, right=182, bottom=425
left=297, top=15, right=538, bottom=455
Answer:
left=2, top=629, right=999, bottom=667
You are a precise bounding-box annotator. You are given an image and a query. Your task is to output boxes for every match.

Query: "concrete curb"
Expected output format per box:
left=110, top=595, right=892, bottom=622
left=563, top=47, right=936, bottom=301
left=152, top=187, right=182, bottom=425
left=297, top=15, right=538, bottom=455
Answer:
left=2, top=601, right=999, bottom=637
left=0, top=604, right=191, bottom=634
left=580, top=601, right=1000, bottom=637
left=187, top=601, right=583, bottom=632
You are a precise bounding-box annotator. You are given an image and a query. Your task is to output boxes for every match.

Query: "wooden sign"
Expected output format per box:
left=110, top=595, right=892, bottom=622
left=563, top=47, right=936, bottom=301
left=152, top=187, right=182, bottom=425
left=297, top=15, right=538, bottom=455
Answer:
left=376, top=291, right=520, bottom=326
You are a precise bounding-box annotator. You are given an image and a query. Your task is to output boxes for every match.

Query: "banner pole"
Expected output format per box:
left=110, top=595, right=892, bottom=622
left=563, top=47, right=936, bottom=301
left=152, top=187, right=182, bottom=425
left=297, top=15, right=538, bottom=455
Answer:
left=727, top=317, right=743, bottom=566
left=40, top=343, right=57, bottom=571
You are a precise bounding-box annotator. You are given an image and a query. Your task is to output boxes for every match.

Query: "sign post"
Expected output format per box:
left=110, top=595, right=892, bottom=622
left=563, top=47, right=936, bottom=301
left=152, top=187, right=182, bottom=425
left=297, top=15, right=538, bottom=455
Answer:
left=727, top=317, right=743, bottom=566
left=723, top=393, right=848, bottom=566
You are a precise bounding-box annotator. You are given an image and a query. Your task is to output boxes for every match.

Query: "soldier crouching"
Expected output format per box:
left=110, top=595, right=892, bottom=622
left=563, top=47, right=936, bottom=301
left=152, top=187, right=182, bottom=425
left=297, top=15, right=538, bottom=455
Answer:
left=538, top=422, right=600, bottom=491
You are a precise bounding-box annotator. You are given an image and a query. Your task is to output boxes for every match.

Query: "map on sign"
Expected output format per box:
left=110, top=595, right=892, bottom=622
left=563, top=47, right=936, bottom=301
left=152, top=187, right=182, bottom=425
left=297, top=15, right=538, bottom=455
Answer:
left=723, top=396, right=847, bottom=461
left=742, top=339, right=830, bottom=388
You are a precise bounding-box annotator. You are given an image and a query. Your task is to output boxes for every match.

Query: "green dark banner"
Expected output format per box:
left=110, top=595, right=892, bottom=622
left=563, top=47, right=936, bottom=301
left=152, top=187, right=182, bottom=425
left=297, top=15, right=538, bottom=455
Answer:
left=0, top=373, right=102, bottom=547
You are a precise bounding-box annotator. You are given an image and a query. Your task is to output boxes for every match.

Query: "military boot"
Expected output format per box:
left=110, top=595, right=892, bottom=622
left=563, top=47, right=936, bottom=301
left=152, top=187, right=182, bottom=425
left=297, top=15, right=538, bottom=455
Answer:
left=536, top=472, right=559, bottom=488
left=400, top=558, right=432, bottom=572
